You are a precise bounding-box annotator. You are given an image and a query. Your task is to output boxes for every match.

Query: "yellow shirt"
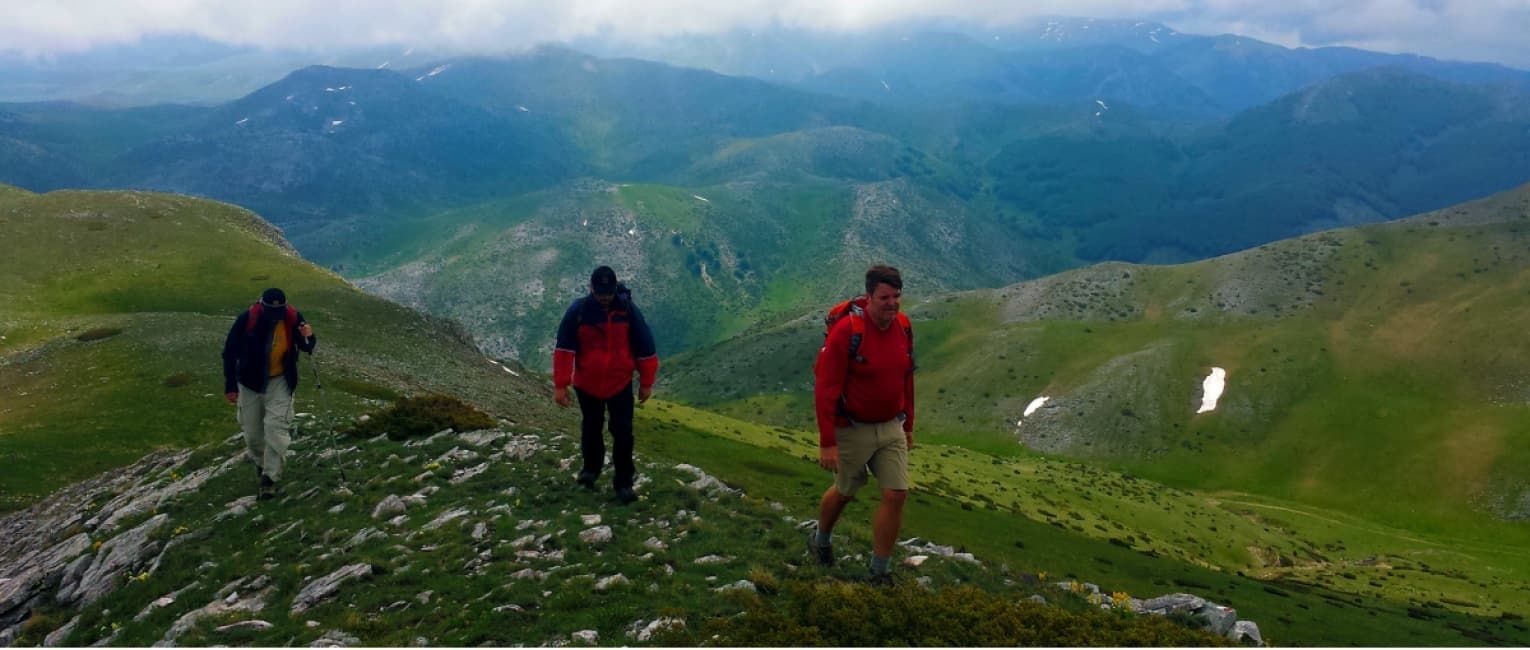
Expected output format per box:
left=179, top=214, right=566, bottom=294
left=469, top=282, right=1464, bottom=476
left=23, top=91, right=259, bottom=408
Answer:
left=269, top=323, right=290, bottom=377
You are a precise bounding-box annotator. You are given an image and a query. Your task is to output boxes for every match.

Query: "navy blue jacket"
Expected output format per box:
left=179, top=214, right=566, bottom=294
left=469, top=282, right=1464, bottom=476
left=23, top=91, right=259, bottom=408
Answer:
left=222, top=305, right=317, bottom=394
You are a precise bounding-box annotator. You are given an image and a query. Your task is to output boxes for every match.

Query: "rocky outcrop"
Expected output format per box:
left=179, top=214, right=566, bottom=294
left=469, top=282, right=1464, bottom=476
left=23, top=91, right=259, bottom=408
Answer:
left=0, top=449, right=232, bottom=638
left=59, top=513, right=170, bottom=607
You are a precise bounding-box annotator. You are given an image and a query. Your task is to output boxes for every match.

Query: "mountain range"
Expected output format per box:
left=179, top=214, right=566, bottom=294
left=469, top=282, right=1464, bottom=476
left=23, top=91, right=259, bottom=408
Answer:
left=2, top=42, right=1528, bottom=368
left=2, top=183, right=1528, bottom=645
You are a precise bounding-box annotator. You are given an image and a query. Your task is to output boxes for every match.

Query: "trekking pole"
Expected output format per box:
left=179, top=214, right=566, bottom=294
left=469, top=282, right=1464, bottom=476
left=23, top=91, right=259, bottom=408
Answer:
left=308, top=350, right=347, bottom=485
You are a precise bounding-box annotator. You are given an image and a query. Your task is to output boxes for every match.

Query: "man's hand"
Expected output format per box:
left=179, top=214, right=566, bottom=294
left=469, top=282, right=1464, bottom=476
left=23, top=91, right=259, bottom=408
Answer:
left=553, top=386, right=570, bottom=408
left=225, top=392, right=238, bottom=404
left=298, top=323, right=314, bottom=338
left=905, top=431, right=915, bottom=451
left=818, top=446, right=839, bottom=472
left=638, top=385, right=652, bottom=404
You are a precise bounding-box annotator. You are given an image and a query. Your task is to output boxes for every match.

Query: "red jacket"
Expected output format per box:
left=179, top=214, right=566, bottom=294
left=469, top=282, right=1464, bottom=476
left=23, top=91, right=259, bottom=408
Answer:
left=552, top=288, right=659, bottom=400
left=814, top=312, right=915, bottom=447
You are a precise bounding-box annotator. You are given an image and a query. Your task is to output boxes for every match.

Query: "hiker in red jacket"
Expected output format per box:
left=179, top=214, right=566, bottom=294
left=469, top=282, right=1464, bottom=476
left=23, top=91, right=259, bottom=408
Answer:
left=221, top=288, right=317, bottom=500
left=552, top=266, right=659, bottom=504
left=808, top=265, right=915, bottom=584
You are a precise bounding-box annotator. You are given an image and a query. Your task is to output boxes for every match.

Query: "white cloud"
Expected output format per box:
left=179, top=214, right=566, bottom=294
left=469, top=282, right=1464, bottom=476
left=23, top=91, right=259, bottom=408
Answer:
left=2, top=0, right=1528, bottom=68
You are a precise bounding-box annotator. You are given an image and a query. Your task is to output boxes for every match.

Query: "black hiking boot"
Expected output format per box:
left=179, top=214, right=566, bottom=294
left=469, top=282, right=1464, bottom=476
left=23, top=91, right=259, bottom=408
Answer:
left=615, top=486, right=639, bottom=504
left=576, top=470, right=597, bottom=490
left=865, top=572, right=895, bottom=588
left=807, top=529, right=834, bottom=567
left=258, top=474, right=276, bottom=501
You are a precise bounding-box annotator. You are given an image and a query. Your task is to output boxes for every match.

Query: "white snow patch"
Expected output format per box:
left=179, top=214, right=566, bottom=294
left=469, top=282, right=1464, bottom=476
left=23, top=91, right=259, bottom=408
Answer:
left=1095, top=99, right=1109, bottom=110
left=284, top=94, right=294, bottom=101
left=581, top=219, right=589, bottom=227
left=377, top=60, right=390, bottom=69
left=516, top=105, right=530, bottom=112
left=502, top=366, right=519, bottom=376
left=627, top=228, right=637, bottom=236
left=1197, top=367, right=1227, bottom=414
left=692, top=194, right=709, bottom=203
left=331, top=120, right=344, bottom=126
left=235, top=117, right=249, bottom=126
left=1023, top=396, right=1049, bottom=417
left=403, top=47, right=415, bottom=56
left=880, top=79, right=891, bottom=91
left=416, top=64, right=450, bottom=81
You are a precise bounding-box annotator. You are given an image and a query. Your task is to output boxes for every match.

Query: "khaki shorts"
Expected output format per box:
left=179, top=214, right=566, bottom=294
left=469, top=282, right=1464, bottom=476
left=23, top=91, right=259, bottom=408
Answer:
left=834, top=418, right=910, bottom=497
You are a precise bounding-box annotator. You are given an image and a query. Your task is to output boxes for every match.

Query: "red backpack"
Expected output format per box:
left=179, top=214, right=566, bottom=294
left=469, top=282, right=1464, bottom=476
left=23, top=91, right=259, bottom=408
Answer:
left=244, top=303, right=299, bottom=334
left=824, top=296, right=913, bottom=366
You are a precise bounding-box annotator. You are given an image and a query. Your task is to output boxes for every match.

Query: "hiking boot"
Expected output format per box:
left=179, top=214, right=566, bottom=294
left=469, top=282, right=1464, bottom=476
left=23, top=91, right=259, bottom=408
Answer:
left=258, top=474, right=276, bottom=501
left=576, top=471, right=597, bottom=490
left=615, top=487, right=639, bottom=504
left=865, top=571, right=895, bottom=587
left=807, top=529, right=834, bottom=567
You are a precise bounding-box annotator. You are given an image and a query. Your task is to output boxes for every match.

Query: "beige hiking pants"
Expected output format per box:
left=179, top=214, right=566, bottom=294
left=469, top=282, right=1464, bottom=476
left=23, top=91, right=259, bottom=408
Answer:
left=239, top=376, right=293, bottom=482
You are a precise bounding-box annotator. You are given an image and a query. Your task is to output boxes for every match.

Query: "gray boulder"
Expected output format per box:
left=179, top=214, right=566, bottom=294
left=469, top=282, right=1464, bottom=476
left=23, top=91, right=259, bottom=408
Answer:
left=1229, top=620, right=1264, bottom=646
left=290, top=564, right=373, bottom=615
left=1196, top=602, right=1238, bottom=636
left=371, top=495, right=406, bottom=519
left=1140, top=593, right=1206, bottom=615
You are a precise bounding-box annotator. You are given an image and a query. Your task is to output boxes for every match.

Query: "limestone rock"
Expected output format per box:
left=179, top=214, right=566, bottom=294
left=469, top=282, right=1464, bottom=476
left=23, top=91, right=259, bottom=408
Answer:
left=595, top=574, right=629, bottom=591
left=1229, top=620, right=1264, bottom=646
left=290, top=564, right=373, bottom=615
left=579, top=526, right=613, bottom=545
left=215, top=620, right=274, bottom=633
left=310, top=629, right=362, bottom=647
left=42, top=615, right=79, bottom=647
left=371, top=495, right=406, bottom=520
left=62, top=513, right=170, bottom=606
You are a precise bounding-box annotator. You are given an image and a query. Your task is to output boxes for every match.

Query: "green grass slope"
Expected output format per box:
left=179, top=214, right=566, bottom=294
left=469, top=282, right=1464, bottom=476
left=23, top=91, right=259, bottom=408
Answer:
left=637, top=401, right=1530, bottom=646
left=0, top=185, right=561, bottom=512
left=661, top=183, right=1530, bottom=637
left=9, top=411, right=1228, bottom=647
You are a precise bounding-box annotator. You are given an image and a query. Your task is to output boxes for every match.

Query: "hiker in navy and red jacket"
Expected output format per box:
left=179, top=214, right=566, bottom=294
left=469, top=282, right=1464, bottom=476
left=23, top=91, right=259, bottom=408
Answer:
left=553, top=266, right=659, bottom=504
left=808, top=265, right=915, bottom=584
left=222, top=288, right=317, bottom=500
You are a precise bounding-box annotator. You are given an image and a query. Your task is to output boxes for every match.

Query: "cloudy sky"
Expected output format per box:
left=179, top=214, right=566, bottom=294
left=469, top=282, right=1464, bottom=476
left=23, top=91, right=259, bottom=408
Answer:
left=6, top=0, right=1530, bottom=69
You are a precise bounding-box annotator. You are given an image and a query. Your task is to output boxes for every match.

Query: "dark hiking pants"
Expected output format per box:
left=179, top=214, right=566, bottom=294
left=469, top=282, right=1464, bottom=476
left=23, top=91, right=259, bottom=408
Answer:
left=575, top=384, right=635, bottom=489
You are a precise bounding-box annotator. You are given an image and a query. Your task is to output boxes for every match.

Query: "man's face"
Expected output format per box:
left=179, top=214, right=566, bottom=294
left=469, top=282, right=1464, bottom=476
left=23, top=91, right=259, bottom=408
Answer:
left=868, top=282, right=901, bottom=327
left=593, top=288, right=615, bottom=307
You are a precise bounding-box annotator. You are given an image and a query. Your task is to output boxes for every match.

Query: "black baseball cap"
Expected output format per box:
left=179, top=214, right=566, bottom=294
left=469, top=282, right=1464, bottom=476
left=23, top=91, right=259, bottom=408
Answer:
left=590, top=266, right=618, bottom=295
left=261, top=288, right=287, bottom=306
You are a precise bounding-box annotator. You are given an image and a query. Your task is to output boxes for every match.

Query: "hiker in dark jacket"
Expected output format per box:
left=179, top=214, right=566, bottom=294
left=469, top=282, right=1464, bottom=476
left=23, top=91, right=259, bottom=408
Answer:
left=222, top=288, right=316, bottom=500
left=552, top=266, right=658, bottom=504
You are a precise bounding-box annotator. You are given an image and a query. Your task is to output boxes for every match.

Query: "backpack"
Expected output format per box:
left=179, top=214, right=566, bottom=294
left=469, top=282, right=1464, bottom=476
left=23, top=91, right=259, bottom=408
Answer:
left=824, top=296, right=913, bottom=367
left=244, top=303, right=299, bottom=335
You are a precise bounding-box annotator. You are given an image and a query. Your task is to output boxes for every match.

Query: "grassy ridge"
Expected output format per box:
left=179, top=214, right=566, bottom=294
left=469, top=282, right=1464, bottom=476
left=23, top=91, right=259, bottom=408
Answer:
left=660, top=184, right=1530, bottom=639
left=0, top=186, right=561, bottom=512
left=666, top=184, right=1530, bottom=528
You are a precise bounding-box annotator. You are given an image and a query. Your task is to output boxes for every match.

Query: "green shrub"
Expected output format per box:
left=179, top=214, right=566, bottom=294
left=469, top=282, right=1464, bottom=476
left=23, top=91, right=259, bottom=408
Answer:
left=75, top=327, right=123, bottom=342
left=343, top=395, right=495, bottom=441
